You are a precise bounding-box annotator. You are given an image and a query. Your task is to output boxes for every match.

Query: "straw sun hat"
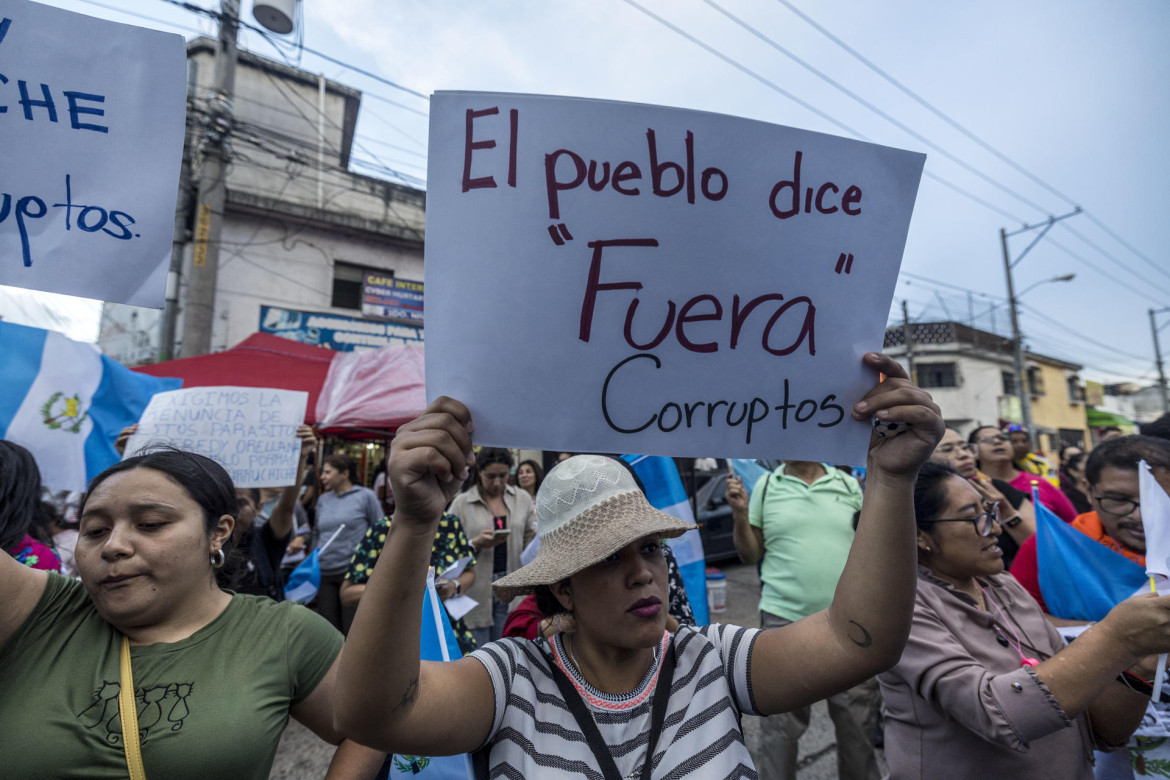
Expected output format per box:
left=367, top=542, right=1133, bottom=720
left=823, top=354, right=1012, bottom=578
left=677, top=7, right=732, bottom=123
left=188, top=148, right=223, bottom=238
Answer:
left=492, top=455, right=696, bottom=603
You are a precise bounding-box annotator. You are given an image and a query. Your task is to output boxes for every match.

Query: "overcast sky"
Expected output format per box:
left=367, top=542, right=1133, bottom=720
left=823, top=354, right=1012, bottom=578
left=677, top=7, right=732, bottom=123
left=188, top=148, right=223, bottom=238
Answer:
left=11, top=0, right=1168, bottom=386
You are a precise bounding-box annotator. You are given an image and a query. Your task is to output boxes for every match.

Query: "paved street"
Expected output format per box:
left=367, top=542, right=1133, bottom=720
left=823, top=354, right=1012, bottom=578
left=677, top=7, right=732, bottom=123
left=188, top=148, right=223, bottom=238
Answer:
left=270, top=561, right=886, bottom=779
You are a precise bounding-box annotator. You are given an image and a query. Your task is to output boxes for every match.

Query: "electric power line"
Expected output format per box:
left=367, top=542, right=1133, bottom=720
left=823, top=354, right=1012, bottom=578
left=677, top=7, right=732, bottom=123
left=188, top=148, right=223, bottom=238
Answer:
left=770, top=0, right=1170, bottom=287
left=700, top=0, right=1053, bottom=218
left=72, top=0, right=209, bottom=36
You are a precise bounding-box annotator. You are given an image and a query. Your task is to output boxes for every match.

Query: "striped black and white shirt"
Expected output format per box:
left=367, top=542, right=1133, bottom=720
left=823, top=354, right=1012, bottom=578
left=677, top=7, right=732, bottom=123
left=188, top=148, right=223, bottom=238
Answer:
left=470, top=624, right=761, bottom=779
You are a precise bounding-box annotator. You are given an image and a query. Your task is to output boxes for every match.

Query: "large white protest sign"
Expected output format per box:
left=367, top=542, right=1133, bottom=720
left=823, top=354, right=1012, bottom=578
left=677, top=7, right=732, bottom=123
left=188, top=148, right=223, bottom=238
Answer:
left=0, top=1, right=185, bottom=307
left=124, top=387, right=308, bottom=488
left=426, top=92, right=925, bottom=463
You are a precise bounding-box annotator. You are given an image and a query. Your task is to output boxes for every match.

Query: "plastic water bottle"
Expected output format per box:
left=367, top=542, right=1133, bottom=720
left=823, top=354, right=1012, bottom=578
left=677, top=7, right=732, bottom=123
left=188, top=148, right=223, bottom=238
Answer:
left=706, top=567, right=727, bottom=615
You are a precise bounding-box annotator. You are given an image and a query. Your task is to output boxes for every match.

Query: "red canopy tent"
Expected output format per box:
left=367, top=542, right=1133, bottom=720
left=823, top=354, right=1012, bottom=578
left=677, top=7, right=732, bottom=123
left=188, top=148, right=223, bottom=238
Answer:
left=133, top=333, right=425, bottom=437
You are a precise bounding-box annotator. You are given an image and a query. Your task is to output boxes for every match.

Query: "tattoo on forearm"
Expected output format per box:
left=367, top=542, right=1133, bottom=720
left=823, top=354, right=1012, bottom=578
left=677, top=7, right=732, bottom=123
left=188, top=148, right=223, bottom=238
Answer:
left=847, top=620, right=873, bottom=648
left=391, top=676, right=419, bottom=714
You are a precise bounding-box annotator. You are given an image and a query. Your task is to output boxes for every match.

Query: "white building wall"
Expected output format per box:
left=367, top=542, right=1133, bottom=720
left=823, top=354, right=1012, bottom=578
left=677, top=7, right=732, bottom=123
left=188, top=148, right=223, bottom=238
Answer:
left=211, top=214, right=423, bottom=350
left=99, top=41, right=426, bottom=364
left=889, top=348, right=1011, bottom=436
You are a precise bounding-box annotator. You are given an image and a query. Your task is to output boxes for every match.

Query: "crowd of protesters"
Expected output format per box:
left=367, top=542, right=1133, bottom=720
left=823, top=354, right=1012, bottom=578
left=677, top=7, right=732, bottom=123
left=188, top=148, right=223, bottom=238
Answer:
left=4, top=360, right=1170, bottom=779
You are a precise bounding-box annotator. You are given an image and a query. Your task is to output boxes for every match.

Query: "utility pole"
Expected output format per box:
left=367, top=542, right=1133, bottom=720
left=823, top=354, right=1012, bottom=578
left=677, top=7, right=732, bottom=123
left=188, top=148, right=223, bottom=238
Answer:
left=1000, top=208, right=1081, bottom=435
left=1001, top=227, right=1032, bottom=433
left=1152, top=308, right=1170, bottom=414
left=181, top=0, right=240, bottom=357
left=902, top=299, right=915, bottom=385
left=159, top=83, right=197, bottom=362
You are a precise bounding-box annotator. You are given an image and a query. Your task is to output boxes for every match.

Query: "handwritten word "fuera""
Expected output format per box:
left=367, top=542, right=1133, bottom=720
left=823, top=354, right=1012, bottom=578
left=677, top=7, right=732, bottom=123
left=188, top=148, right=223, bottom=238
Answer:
left=578, top=239, right=816, bottom=357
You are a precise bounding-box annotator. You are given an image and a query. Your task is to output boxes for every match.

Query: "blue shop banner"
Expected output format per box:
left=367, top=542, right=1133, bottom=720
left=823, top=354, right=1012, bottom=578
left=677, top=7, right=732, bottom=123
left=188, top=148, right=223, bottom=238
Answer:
left=260, top=306, right=424, bottom=352
left=362, top=274, right=424, bottom=323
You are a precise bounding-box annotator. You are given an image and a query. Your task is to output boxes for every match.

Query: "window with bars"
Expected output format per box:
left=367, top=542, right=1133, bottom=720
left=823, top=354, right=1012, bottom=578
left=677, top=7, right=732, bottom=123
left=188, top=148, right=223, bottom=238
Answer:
left=1002, top=370, right=1018, bottom=396
left=1027, top=367, right=1045, bottom=396
left=917, top=362, right=959, bottom=389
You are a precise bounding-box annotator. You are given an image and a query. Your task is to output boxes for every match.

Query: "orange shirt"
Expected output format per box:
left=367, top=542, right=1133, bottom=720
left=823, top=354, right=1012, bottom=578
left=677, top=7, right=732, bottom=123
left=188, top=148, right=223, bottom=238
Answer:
left=1071, top=511, right=1145, bottom=567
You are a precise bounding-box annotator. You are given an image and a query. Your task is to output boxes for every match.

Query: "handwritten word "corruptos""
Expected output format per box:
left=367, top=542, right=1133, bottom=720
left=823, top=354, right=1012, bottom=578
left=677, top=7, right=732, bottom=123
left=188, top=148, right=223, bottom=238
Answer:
left=2, top=175, right=137, bottom=267
left=601, top=354, right=845, bottom=444
left=578, top=239, right=815, bottom=356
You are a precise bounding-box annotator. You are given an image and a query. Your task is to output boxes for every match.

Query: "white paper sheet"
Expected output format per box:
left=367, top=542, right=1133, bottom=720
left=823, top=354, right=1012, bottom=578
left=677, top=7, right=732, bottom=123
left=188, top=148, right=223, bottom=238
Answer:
left=426, top=92, right=925, bottom=464
left=440, top=556, right=473, bottom=582
left=441, top=594, right=478, bottom=621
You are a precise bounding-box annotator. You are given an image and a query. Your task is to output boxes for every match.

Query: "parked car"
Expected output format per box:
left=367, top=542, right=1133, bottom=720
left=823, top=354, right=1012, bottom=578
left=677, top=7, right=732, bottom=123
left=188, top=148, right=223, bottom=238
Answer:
left=695, top=474, right=738, bottom=564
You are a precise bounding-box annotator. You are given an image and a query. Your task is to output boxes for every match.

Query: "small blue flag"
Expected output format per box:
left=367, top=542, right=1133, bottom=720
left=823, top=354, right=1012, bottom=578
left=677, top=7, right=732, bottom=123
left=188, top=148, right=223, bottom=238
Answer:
left=730, top=459, right=769, bottom=495
left=283, top=549, right=322, bottom=604
left=1035, top=494, right=1146, bottom=621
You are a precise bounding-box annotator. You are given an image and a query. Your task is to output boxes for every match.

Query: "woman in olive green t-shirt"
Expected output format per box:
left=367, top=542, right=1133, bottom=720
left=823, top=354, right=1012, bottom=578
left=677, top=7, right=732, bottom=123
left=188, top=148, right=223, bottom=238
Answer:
left=0, top=447, right=376, bottom=778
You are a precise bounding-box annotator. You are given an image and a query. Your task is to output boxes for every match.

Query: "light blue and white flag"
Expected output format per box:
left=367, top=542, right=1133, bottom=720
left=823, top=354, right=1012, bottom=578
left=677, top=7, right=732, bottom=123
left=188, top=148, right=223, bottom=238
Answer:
left=284, top=525, right=347, bottom=604
left=387, top=569, right=474, bottom=780
left=623, top=454, right=710, bottom=626
left=730, top=458, right=770, bottom=496
left=0, top=321, right=181, bottom=491
left=283, top=549, right=324, bottom=604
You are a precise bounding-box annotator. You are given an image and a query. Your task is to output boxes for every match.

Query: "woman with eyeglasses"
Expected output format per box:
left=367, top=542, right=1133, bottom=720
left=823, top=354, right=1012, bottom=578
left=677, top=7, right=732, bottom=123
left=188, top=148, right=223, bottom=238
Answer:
left=969, top=426, right=1077, bottom=523
left=929, top=428, right=1035, bottom=567
left=878, top=460, right=1170, bottom=779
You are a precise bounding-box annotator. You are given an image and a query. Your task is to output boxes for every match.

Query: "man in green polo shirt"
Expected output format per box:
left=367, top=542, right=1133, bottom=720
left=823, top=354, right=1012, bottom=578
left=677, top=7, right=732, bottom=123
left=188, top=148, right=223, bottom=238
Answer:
left=729, top=461, right=879, bottom=780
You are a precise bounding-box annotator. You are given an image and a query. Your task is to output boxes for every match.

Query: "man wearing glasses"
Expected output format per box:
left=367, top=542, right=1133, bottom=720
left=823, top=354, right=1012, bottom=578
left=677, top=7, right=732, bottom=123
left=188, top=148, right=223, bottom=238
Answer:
left=1009, top=435, right=1170, bottom=613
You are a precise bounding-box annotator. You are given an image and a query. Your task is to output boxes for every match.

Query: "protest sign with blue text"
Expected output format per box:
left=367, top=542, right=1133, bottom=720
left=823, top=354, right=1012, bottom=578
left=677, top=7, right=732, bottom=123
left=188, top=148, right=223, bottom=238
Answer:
left=426, top=92, right=924, bottom=464
left=0, top=0, right=185, bottom=307
left=123, top=386, right=308, bottom=488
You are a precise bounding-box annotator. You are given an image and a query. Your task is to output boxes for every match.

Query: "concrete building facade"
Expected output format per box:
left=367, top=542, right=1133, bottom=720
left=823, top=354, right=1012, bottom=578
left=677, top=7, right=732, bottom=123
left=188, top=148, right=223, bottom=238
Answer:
left=883, top=321, right=1090, bottom=456
left=99, top=38, right=425, bottom=364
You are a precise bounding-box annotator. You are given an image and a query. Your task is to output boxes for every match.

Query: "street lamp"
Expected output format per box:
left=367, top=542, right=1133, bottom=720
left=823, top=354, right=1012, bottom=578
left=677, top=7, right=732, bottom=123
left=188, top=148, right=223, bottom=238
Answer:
left=1000, top=209, right=1081, bottom=435
left=1016, top=273, right=1076, bottom=300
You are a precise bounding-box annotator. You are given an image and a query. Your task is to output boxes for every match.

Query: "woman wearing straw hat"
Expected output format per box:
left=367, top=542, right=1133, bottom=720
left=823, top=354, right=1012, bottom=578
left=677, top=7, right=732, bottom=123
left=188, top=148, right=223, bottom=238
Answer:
left=335, top=353, right=945, bottom=778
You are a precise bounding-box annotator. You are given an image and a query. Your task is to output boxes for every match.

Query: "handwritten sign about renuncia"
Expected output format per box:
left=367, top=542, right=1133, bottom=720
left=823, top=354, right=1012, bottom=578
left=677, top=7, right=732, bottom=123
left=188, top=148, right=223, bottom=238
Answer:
left=0, top=1, right=185, bottom=307
left=425, top=92, right=925, bottom=464
left=123, top=387, right=308, bottom=488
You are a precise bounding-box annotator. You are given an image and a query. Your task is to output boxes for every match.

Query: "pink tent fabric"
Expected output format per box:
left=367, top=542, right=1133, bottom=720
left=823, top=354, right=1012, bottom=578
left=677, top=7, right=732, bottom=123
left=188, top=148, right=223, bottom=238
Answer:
left=135, top=334, right=425, bottom=437
left=315, top=344, right=426, bottom=433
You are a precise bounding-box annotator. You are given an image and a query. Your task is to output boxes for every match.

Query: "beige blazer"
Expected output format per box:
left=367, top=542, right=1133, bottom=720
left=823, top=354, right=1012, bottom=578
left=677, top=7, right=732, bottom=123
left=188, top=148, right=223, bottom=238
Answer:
left=448, top=484, right=537, bottom=630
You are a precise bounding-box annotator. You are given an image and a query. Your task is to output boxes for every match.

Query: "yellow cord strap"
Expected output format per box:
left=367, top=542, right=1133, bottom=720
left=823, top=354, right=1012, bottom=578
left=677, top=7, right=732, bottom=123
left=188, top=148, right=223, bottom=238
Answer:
left=119, top=636, right=148, bottom=780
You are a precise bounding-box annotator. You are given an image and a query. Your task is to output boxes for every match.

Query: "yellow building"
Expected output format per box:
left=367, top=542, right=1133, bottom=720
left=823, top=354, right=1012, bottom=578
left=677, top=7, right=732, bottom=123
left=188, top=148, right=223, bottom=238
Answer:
left=1021, top=354, right=1091, bottom=457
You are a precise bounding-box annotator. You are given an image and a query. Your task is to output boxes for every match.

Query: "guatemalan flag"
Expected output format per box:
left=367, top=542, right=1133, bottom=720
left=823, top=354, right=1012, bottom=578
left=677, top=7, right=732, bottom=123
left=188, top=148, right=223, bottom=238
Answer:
left=0, top=321, right=181, bottom=491
left=385, top=569, right=474, bottom=780
left=623, top=455, right=710, bottom=626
